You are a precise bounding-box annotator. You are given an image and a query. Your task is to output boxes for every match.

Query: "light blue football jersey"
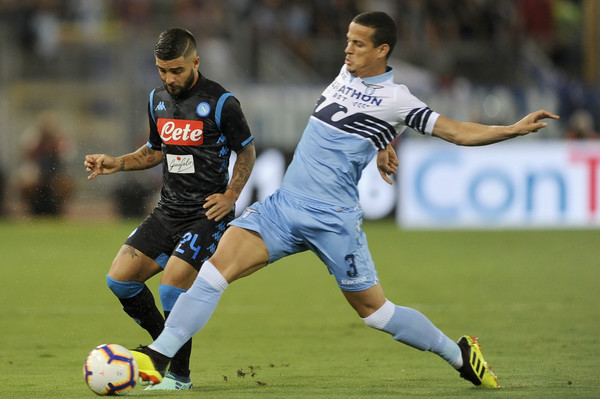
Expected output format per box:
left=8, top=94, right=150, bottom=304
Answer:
left=281, top=66, right=440, bottom=207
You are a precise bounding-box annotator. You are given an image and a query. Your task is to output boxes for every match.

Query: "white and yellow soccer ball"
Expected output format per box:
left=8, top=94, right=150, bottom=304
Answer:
left=83, top=344, right=139, bottom=396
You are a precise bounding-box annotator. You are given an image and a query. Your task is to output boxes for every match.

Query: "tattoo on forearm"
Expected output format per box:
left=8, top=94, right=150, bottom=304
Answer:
left=230, top=145, right=255, bottom=194
left=141, top=146, right=158, bottom=166
left=142, top=147, right=157, bottom=164
left=131, top=155, right=143, bottom=167
left=125, top=146, right=159, bottom=170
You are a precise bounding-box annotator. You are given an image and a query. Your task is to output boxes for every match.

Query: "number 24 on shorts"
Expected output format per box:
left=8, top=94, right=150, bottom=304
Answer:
left=175, top=232, right=202, bottom=260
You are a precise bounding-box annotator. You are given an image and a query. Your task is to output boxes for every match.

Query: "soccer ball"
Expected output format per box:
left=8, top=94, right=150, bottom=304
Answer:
left=83, top=344, right=139, bottom=396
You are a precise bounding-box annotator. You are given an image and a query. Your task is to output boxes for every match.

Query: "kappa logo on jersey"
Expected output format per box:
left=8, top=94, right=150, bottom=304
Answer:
left=157, top=118, right=204, bottom=146
left=155, top=101, right=167, bottom=111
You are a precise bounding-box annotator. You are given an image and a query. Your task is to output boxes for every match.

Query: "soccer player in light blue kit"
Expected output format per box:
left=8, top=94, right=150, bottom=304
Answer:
left=131, top=11, right=559, bottom=388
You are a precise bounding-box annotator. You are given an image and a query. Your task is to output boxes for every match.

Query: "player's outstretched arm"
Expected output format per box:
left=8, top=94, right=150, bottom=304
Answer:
left=84, top=144, right=162, bottom=180
left=432, top=109, right=559, bottom=146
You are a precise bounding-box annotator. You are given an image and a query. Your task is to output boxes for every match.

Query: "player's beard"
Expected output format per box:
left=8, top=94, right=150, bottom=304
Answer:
left=165, top=70, right=196, bottom=98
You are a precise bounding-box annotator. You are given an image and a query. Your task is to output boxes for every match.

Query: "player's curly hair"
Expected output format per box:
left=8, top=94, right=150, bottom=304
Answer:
left=352, top=12, right=397, bottom=59
left=154, top=28, right=197, bottom=61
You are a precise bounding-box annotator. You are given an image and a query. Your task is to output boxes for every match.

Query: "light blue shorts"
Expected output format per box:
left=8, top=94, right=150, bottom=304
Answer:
left=230, top=189, right=379, bottom=291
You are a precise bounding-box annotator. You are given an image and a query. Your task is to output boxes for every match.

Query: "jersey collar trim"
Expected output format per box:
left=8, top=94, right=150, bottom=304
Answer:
left=342, top=66, right=393, bottom=85
left=362, top=66, right=393, bottom=84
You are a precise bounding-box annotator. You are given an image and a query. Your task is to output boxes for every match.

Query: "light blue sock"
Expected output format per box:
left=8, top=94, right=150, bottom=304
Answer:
left=150, top=262, right=228, bottom=357
left=363, top=300, right=462, bottom=367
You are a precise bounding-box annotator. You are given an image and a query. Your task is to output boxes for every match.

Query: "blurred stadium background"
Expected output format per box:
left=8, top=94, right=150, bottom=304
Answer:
left=0, top=0, right=598, bottom=227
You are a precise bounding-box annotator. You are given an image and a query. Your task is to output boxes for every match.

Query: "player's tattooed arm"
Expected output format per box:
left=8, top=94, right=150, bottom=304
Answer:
left=204, top=141, right=255, bottom=221
left=132, top=145, right=161, bottom=169
left=119, top=145, right=162, bottom=171
left=203, top=143, right=256, bottom=222
left=229, top=141, right=256, bottom=197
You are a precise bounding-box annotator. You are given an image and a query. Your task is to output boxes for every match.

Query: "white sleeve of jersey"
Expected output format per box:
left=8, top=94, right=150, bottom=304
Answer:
left=395, top=84, right=439, bottom=136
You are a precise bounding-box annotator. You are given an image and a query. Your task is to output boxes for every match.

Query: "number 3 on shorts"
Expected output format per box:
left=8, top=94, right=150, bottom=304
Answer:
left=345, top=254, right=358, bottom=278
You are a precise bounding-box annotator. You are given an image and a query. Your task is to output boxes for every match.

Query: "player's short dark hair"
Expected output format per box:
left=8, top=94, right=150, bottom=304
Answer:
left=352, top=12, right=397, bottom=58
left=154, top=28, right=197, bottom=60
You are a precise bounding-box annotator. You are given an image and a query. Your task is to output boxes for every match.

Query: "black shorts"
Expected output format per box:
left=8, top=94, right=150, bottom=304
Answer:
left=125, top=207, right=234, bottom=271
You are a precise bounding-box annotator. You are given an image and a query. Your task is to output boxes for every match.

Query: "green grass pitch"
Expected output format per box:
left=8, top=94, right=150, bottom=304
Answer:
left=1, top=219, right=598, bottom=398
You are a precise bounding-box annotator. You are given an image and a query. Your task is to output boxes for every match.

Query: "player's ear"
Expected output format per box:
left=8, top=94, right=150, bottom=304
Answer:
left=378, top=44, right=390, bottom=60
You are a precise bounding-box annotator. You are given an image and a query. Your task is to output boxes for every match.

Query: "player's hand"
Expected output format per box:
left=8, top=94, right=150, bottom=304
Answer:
left=84, top=154, right=119, bottom=180
left=376, top=144, right=399, bottom=185
left=204, top=190, right=237, bottom=221
left=512, top=109, right=559, bottom=135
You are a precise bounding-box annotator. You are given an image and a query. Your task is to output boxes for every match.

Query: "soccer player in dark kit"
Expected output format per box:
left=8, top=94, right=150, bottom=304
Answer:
left=84, top=28, right=255, bottom=390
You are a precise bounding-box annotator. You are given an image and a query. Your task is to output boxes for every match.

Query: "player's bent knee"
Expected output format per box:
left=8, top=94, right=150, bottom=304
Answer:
left=361, top=299, right=395, bottom=330
left=106, top=275, right=144, bottom=299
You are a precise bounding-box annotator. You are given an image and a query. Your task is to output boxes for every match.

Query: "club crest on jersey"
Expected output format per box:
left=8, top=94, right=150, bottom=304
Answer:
left=362, top=81, right=383, bottom=96
left=196, top=102, right=211, bottom=117
left=157, top=118, right=204, bottom=146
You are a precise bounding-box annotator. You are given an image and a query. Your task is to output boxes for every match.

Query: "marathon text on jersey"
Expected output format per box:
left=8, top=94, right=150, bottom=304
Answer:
left=157, top=118, right=204, bottom=145
left=330, top=81, right=382, bottom=107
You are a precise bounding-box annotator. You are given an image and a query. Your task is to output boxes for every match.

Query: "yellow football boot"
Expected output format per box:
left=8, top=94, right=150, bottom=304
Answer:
left=129, top=346, right=168, bottom=385
left=457, top=335, right=499, bottom=388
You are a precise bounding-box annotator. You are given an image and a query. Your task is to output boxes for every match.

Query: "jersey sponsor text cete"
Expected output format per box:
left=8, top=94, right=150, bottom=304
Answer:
left=158, top=118, right=204, bottom=145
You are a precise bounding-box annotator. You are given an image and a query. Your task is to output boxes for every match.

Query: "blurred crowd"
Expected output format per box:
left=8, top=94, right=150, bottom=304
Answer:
left=0, top=0, right=598, bottom=218
left=0, top=0, right=595, bottom=105
left=0, top=0, right=588, bottom=79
